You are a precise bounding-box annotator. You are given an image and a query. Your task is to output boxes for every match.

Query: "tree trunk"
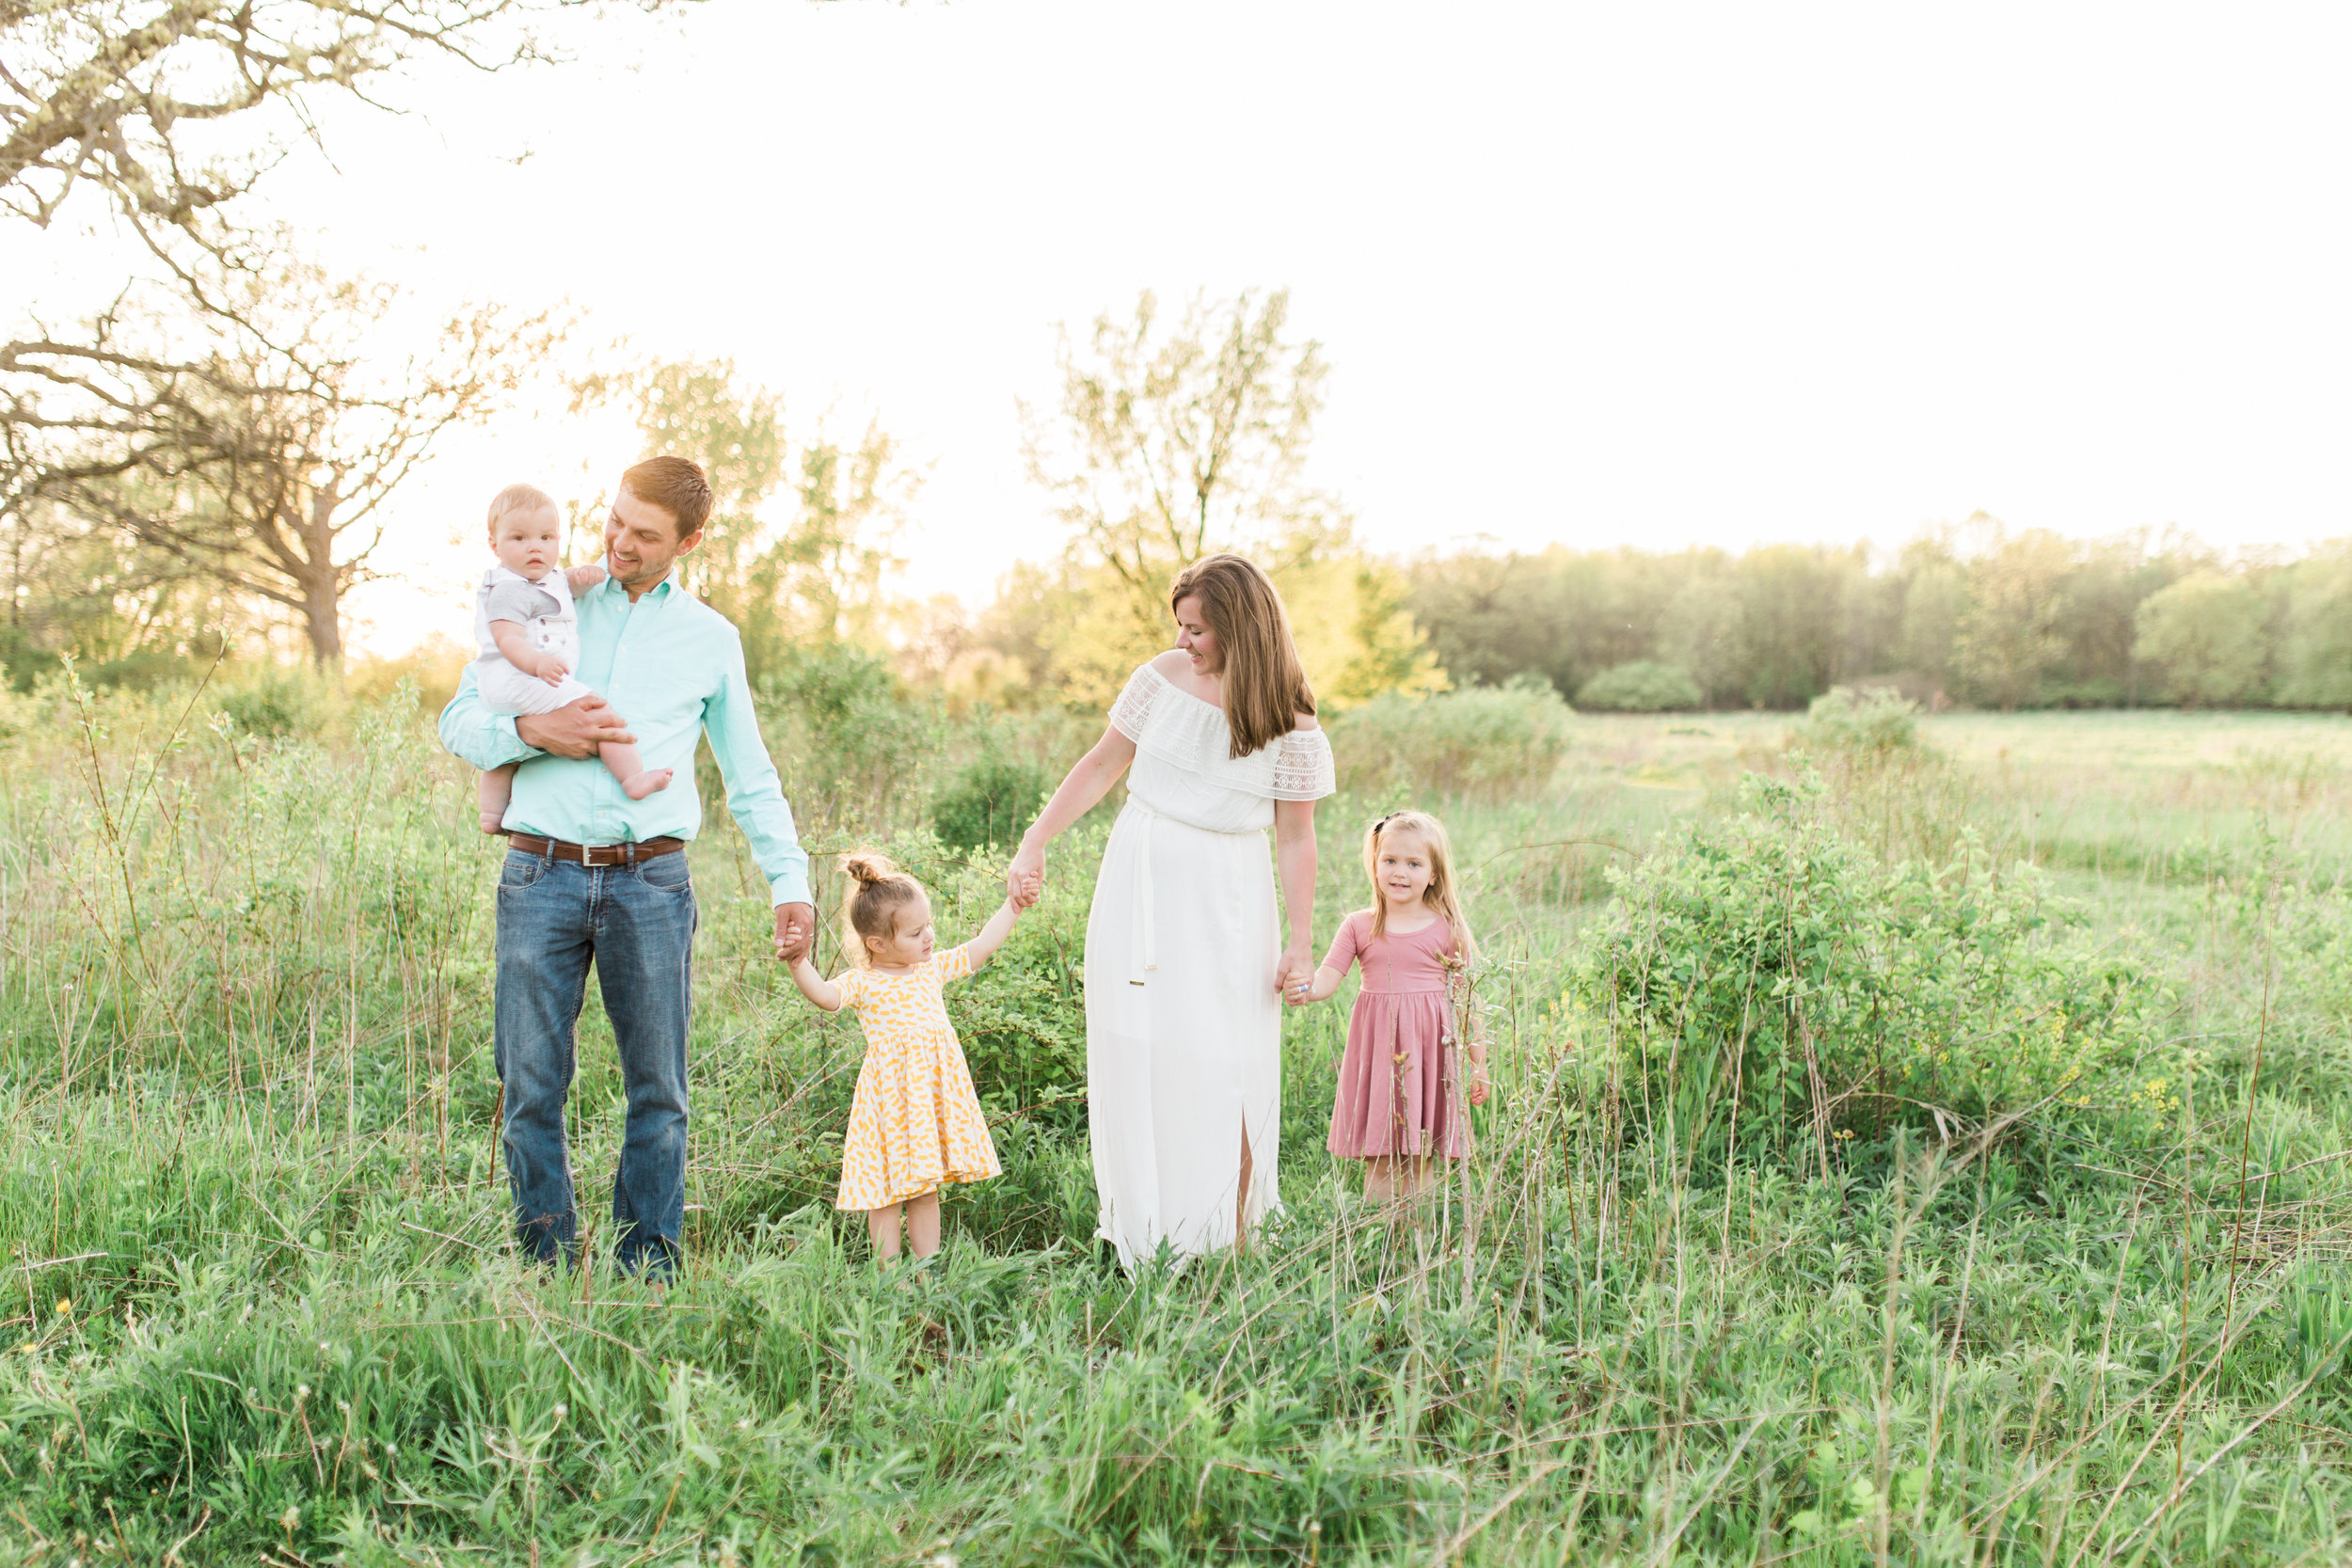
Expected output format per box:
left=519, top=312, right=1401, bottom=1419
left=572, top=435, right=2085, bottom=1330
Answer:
left=300, top=482, right=344, bottom=670
left=302, top=574, right=345, bottom=668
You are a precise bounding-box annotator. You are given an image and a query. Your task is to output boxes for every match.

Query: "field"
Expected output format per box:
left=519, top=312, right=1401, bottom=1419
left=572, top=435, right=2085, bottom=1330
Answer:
left=3, top=678, right=2351, bottom=1566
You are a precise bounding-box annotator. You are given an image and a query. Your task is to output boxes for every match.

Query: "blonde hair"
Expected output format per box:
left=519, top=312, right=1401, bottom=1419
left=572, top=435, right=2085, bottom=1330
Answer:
left=841, top=852, right=925, bottom=964
left=487, top=483, right=559, bottom=533
left=1363, top=809, right=1476, bottom=962
left=1168, top=553, right=1315, bottom=758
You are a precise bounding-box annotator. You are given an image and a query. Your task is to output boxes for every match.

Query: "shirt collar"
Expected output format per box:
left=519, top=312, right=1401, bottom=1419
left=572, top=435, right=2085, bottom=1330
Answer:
left=596, top=573, right=675, bottom=604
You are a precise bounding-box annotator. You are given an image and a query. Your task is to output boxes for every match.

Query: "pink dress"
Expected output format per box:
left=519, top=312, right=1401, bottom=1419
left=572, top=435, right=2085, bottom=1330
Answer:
left=1322, top=911, right=1473, bottom=1159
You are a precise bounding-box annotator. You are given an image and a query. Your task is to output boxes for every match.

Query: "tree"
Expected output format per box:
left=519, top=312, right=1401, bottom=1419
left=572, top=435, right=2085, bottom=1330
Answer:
left=1891, top=539, right=1969, bottom=695
left=12, top=258, right=556, bottom=663
left=1953, top=524, right=2072, bottom=710
left=2274, top=545, right=2352, bottom=709
left=2133, top=571, right=2269, bottom=707
left=1728, top=545, right=1857, bottom=708
left=578, top=358, right=914, bottom=679
left=3, top=1, right=675, bottom=248
left=3, top=1, right=687, bottom=665
left=1020, top=289, right=1441, bottom=709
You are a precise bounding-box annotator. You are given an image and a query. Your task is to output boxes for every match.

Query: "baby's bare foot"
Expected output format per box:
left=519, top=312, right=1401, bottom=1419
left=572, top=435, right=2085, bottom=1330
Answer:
left=622, top=769, right=673, bottom=801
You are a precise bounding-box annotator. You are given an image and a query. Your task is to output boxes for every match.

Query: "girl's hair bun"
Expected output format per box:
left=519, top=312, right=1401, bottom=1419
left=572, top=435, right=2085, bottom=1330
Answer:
left=840, top=851, right=924, bottom=964
left=842, top=852, right=898, bottom=887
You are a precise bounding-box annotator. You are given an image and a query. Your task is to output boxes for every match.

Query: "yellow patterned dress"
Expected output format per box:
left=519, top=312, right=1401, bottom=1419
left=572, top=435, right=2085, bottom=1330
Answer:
left=832, top=944, right=1002, bottom=1211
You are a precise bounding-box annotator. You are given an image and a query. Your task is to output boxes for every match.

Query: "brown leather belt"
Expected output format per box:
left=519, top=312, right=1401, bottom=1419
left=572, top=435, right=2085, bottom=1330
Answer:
left=505, top=833, right=685, bottom=866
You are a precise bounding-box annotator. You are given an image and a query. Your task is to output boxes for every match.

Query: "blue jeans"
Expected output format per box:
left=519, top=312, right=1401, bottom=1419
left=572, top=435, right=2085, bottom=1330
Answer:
left=493, top=845, right=698, bottom=1275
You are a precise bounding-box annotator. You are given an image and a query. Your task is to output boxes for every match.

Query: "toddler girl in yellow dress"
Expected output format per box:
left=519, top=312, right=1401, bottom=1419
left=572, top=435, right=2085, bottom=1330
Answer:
left=787, top=853, right=1016, bottom=1265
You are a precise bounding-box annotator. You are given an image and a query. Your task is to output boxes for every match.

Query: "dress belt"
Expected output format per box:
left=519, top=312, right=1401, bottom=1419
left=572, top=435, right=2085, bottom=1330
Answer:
left=1124, top=800, right=1263, bottom=987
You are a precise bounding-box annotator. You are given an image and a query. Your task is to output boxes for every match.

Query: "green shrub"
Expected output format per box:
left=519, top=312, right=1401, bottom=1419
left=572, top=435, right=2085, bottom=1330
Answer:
left=1327, top=677, right=1573, bottom=801
left=1572, top=772, right=2174, bottom=1160
left=931, top=753, right=1047, bottom=850
left=1575, top=658, right=1703, bottom=712
left=1792, top=684, right=1919, bottom=759
left=755, top=645, right=944, bottom=833
left=215, top=668, right=331, bottom=737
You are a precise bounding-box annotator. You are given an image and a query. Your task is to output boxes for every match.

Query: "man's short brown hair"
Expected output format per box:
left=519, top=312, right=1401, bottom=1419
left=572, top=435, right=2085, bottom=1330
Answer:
left=618, top=456, right=714, bottom=539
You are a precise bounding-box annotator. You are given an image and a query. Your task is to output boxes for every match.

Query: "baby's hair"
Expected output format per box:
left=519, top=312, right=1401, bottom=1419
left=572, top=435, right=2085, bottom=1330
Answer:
left=841, top=852, right=926, bottom=964
left=1362, top=809, right=1476, bottom=963
left=487, top=483, right=559, bottom=531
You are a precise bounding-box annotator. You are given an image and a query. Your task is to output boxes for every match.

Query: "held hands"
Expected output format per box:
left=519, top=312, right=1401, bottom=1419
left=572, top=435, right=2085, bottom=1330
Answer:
left=1006, top=841, right=1045, bottom=910
left=771, top=901, right=817, bottom=964
left=1274, top=945, right=1315, bottom=1006
left=1284, top=963, right=1341, bottom=1007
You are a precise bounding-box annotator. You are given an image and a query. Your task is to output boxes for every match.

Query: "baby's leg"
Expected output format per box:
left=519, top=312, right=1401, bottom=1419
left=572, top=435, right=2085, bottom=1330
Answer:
left=478, top=763, right=516, bottom=833
left=596, top=739, right=673, bottom=802
left=905, top=1189, right=942, bottom=1259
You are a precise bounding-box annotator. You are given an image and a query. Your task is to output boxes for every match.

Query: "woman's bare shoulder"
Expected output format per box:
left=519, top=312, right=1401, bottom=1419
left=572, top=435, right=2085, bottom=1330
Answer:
left=1147, top=649, right=1191, bottom=679
left=1290, top=711, right=1321, bottom=732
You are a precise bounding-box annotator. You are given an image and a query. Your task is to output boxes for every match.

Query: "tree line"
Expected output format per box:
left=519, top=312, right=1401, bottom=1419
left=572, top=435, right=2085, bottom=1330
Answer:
left=1403, top=523, right=2352, bottom=713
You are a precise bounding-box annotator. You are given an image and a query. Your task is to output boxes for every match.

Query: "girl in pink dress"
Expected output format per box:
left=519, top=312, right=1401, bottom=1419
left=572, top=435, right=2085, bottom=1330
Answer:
left=1293, top=809, right=1489, bottom=1200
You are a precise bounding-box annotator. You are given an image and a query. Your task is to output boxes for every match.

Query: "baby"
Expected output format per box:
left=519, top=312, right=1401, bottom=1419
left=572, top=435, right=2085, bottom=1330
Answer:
left=473, top=483, right=672, bottom=834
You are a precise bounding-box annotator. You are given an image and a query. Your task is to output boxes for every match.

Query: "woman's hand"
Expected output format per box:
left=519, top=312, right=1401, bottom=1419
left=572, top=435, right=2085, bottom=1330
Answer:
left=1273, top=943, right=1313, bottom=1005
left=1466, top=1052, right=1491, bottom=1106
left=1007, top=840, right=1046, bottom=909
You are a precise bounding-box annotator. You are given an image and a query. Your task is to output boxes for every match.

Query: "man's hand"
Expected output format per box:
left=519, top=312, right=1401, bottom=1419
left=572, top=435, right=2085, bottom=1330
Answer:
left=514, top=695, right=634, bottom=759
left=772, top=902, right=817, bottom=964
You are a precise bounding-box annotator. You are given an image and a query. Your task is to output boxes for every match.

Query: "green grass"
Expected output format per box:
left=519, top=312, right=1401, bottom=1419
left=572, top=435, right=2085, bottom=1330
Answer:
left=1, top=685, right=2348, bottom=1564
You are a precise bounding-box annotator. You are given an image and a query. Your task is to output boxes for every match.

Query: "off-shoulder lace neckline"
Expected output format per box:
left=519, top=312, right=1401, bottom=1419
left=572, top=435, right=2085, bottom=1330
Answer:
left=1138, top=659, right=1318, bottom=735
left=1141, top=661, right=1219, bottom=713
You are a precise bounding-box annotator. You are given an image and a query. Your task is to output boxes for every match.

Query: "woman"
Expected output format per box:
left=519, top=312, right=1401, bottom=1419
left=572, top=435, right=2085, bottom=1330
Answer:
left=1008, top=555, right=1333, bottom=1267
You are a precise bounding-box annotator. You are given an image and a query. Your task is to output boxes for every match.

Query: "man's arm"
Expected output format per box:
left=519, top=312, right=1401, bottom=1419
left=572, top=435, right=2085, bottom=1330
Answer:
left=439, top=663, right=634, bottom=768
left=438, top=662, right=540, bottom=771
left=703, top=632, right=814, bottom=922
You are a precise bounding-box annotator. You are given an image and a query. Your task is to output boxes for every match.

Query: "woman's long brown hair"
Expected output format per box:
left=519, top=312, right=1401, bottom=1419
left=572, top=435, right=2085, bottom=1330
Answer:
left=1168, top=553, right=1315, bottom=758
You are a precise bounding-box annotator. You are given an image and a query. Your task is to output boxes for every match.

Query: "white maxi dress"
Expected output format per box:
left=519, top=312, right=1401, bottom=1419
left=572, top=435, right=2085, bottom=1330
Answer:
left=1086, top=661, right=1337, bottom=1268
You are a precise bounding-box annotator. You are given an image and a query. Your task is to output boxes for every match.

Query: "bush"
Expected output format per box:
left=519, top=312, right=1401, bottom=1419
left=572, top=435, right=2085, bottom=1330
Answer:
left=1571, top=772, right=2174, bottom=1160
left=1575, top=658, right=1703, bottom=712
left=931, top=753, right=1047, bottom=851
left=755, top=645, right=944, bottom=834
left=1792, top=685, right=1919, bottom=760
left=1327, top=677, right=1573, bottom=802
left=215, top=668, right=331, bottom=737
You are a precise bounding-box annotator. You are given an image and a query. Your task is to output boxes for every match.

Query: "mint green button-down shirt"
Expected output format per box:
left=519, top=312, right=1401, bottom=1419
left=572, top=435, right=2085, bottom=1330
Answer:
left=438, top=575, right=811, bottom=908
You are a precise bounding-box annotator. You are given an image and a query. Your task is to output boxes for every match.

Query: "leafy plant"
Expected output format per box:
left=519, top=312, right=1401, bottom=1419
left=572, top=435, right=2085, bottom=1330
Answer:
left=755, top=645, right=944, bottom=833
left=1792, top=684, right=1920, bottom=760
left=931, top=753, right=1047, bottom=851
left=1573, top=771, right=2174, bottom=1160
left=1327, top=676, right=1572, bottom=801
left=1575, top=658, right=1703, bottom=712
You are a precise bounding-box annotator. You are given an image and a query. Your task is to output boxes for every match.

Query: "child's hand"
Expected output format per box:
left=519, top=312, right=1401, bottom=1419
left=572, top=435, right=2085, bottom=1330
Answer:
left=539, top=655, right=570, bottom=687
left=1006, top=843, right=1046, bottom=909
left=1286, top=965, right=1340, bottom=1006
left=1466, top=1053, right=1490, bottom=1106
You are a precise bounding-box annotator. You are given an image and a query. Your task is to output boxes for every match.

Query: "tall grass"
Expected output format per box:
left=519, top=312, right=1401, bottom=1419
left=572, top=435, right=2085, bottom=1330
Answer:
left=0, top=677, right=2347, bottom=1564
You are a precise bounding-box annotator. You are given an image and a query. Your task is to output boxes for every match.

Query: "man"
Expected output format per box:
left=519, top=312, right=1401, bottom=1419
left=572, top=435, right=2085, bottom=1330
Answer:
left=439, top=455, right=817, bottom=1276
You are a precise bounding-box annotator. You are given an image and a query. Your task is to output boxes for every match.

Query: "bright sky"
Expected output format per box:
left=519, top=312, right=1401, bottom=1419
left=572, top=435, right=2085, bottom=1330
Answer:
left=16, top=2, right=2352, bottom=654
